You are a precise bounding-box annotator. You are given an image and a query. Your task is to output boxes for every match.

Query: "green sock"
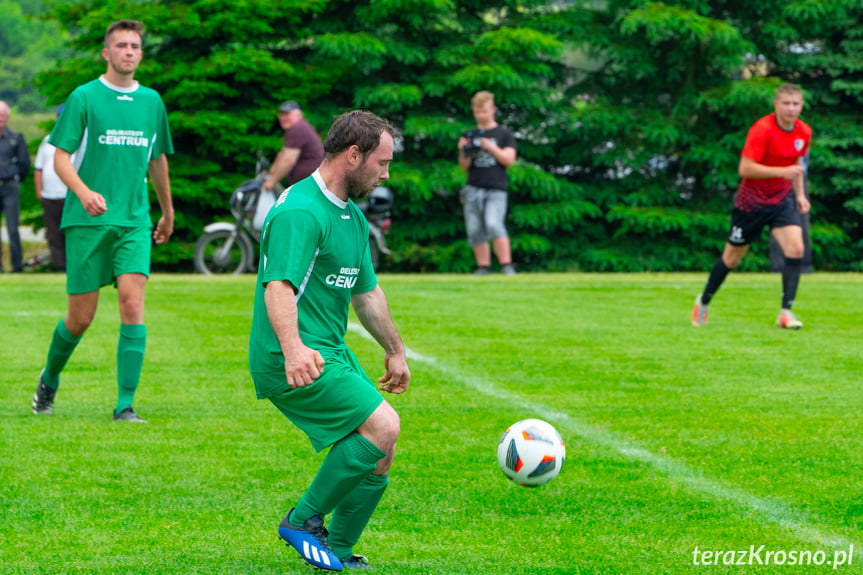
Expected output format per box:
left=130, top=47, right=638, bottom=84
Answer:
left=328, top=473, right=389, bottom=561
left=43, top=319, right=82, bottom=390
left=116, top=324, right=146, bottom=413
left=290, top=432, right=386, bottom=528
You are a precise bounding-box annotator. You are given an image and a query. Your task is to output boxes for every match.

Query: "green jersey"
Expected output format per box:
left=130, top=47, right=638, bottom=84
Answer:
left=51, top=77, right=173, bottom=229
left=249, top=171, right=378, bottom=397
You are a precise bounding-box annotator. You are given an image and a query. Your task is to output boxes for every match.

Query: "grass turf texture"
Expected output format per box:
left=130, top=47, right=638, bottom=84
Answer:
left=1, top=272, right=862, bottom=574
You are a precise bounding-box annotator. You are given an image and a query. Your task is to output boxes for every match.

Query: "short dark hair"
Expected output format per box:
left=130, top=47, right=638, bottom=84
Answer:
left=324, top=110, right=397, bottom=159
left=104, top=20, right=145, bottom=47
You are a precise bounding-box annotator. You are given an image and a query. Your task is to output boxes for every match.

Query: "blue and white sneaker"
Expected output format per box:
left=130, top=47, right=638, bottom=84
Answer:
left=278, top=509, right=344, bottom=571
left=343, top=554, right=370, bottom=569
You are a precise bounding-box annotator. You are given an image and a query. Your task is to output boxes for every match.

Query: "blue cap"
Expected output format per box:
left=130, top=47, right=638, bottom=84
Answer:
left=279, top=100, right=300, bottom=113
left=56, top=104, right=65, bottom=116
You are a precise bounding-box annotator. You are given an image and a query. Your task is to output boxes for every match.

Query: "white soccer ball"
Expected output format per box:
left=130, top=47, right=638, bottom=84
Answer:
left=497, top=419, right=565, bottom=487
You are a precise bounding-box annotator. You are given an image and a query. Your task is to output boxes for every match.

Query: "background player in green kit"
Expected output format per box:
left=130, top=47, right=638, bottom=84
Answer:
left=31, top=20, right=174, bottom=423
left=249, top=111, right=410, bottom=571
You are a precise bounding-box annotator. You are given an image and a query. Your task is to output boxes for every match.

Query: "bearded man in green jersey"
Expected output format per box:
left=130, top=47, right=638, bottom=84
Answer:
left=31, top=20, right=174, bottom=423
left=249, top=110, right=410, bottom=571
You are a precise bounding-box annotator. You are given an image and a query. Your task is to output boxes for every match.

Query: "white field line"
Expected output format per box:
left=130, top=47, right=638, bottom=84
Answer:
left=348, top=322, right=859, bottom=549
left=12, top=311, right=64, bottom=316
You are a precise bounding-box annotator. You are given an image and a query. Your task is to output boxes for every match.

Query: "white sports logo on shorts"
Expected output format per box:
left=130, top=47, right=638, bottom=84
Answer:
left=730, top=226, right=744, bottom=243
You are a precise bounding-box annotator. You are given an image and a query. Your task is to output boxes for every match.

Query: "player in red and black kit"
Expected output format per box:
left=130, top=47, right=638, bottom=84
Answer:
left=693, top=84, right=811, bottom=329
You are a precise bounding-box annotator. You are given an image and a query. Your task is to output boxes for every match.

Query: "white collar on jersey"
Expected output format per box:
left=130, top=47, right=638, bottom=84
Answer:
left=312, top=169, right=348, bottom=209
left=98, top=75, right=140, bottom=93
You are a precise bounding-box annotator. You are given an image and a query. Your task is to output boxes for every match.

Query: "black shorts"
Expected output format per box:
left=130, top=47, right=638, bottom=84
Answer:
left=728, top=194, right=802, bottom=246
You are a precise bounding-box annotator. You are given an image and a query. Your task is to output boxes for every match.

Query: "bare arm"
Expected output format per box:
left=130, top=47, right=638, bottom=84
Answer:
left=148, top=154, right=175, bottom=244
left=264, top=147, right=301, bottom=190
left=351, top=285, right=411, bottom=394
left=265, top=280, right=325, bottom=388
left=34, top=170, right=43, bottom=202
left=54, top=148, right=106, bottom=216
left=791, top=159, right=810, bottom=214
left=457, top=137, right=472, bottom=172
left=738, top=156, right=804, bottom=181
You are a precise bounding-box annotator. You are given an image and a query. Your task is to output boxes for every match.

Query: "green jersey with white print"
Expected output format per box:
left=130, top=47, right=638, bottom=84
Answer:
left=248, top=171, right=378, bottom=392
left=50, top=77, right=173, bottom=229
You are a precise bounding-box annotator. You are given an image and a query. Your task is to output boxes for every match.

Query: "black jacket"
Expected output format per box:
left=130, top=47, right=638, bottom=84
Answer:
left=0, top=128, right=31, bottom=182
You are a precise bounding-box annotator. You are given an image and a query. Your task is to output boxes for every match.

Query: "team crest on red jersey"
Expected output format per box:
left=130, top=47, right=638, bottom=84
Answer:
left=795, top=139, right=805, bottom=151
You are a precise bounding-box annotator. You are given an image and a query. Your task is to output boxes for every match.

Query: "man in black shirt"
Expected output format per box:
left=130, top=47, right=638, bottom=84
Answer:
left=0, top=100, right=32, bottom=273
left=457, top=91, right=517, bottom=275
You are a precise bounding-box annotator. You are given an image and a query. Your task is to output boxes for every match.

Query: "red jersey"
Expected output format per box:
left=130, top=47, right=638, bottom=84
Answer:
left=735, top=113, right=812, bottom=211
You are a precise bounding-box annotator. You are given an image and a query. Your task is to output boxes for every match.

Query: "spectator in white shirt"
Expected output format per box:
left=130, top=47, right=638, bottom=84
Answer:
left=34, top=105, right=70, bottom=272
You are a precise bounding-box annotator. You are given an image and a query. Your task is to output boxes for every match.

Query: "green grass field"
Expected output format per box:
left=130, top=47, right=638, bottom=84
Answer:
left=2, top=272, right=862, bottom=574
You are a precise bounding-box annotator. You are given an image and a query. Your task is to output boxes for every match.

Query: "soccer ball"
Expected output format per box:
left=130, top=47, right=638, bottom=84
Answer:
left=497, top=419, right=565, bottom=487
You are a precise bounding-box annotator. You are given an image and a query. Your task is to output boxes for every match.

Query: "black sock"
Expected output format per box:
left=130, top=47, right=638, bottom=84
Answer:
left=701, top=258, right=730, bottom=305
left=782, top=257, right=802, bottom=309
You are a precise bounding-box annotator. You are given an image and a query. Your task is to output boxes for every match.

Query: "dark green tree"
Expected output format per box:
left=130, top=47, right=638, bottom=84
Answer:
left=297, top=0, right=596, bottom=272
left=38, top=0, right=862, bottom=271
left=0, top=0, right=69, bottom=111
left=546, top=0, right=861, bottom=271
left=771, top=0, right=863, bottom=270
left=38, top=0, right=596, bottom=271
left=39, top=0, right=331, bottom=267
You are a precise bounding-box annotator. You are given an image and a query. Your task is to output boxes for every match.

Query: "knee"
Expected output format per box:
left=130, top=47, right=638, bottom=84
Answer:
left=722, top=253, right=742, bottom=270
left=380, top=407, right=401, bottom=443
left=359, top=400, right=401, bottom=451
left=784, top=243, right=805, bottom=259
left=486, top=223, right=507, bottom=239
left=66, top=313, right=94, bottom=337
left=375, top=403, right=401, bottom=446
left=118, top=297, right=144, bottom=323
left=464, top=217, right=485, bottom=246
left=721, top=244, right=747, bottom=270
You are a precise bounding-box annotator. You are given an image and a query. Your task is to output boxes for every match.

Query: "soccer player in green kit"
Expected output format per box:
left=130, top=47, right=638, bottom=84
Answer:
left=31, top=20, right=174, bottom=422
left=249, top=111, right=410, bottom=571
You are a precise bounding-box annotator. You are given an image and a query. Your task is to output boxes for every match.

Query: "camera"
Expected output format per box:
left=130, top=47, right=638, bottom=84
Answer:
left=461, top=129, right=486, bottom=156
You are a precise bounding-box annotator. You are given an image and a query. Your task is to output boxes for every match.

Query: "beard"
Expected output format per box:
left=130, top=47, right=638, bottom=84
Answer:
left=344, top=164, right=378, bottom=200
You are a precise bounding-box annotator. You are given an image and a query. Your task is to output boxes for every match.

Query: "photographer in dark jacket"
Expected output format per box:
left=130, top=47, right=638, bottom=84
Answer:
left=457, top=91, right=517, bottom=275
left=0, top=100, right=32, bottom=273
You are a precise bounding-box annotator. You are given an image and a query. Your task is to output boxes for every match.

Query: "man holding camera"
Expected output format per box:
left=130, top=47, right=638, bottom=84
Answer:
left=457, top=91, right=517, bottom=275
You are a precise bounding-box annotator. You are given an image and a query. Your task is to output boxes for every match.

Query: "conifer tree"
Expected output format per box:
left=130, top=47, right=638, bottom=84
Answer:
left=38, top=0, right=862, bottom=271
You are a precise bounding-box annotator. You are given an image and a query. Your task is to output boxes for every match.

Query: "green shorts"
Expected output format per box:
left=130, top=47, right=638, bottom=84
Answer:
left=65, top=226, right=151, bottom=294
left=258, top=347, right=384, bottom=453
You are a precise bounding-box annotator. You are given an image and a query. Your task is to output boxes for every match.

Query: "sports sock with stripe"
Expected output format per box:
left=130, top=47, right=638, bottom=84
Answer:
left=43, top=319, right=82, bottom=390
left=327, top=472, right=389, bottom=561
left=116, top=323, right=147, bottom=413
left=290, top=432, right=386, bottom=528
